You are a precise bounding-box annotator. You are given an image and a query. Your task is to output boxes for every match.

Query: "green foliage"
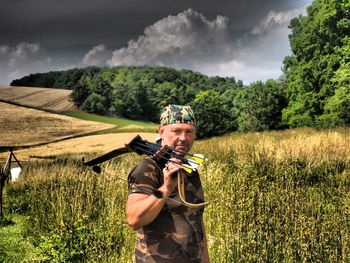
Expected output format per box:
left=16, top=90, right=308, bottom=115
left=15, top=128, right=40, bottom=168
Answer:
left=81, top=93, right=106, bottom=115
left=320, top=36, right=350, bottom=127
left=4, top=157, right=133, bottom=262
left=283, top=0, right=350, bottom=128
left=282, top=92, right=320, bottom=128
left=190, top=90, right=234, bottom=139
left=36, top=217, right=125, bottom=263
left=10, top=67, right=102, bottom=90
left=320, top=85, right=350, bottom=127
left=234, top=80, right=287, bottom=132
left=0, top=214, right=42, bottom=262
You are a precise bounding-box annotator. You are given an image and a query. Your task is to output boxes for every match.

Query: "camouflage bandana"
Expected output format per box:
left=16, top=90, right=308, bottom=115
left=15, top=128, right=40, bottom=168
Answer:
left=160, top=104, right=196, bottom=126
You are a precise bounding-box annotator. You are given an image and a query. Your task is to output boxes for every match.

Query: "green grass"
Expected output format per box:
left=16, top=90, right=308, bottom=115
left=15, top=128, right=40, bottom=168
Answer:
left=2, top=127, right=350, bottom=262
left=62, top=111, right=157, bottom=130
left=0, top=214, right=43, bottom=262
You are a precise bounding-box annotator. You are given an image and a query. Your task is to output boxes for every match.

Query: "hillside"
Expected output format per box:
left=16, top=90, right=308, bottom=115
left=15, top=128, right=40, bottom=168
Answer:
left=0, top=102, right=115, bottom=148
left=0, top=86, right=76, bottom=112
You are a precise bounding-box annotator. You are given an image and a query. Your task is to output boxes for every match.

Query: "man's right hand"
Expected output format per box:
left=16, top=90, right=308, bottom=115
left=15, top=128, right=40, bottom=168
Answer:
left=160, top=158, right=181, bottom=197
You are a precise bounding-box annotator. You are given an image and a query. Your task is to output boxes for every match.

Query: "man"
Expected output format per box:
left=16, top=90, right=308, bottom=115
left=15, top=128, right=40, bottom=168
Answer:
left=126, top=104, right=210, bottom=263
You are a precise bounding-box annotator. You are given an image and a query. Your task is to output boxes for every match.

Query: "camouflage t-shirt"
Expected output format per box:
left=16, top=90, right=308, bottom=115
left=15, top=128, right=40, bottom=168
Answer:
left=128, top=156, right=206, bottom=263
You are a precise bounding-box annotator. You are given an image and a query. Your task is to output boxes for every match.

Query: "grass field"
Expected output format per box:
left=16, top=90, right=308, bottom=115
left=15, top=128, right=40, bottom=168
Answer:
left=0, top=102, right=115, bottom=148
left=2, top=127, right=350, bottom=262
left=0, top=86, right=76, bottom=112
left=1, top=132, right=158, bottom=161
left=62, top=111, right=157, bottom=132
left=0, top=101, right=158, bottom=160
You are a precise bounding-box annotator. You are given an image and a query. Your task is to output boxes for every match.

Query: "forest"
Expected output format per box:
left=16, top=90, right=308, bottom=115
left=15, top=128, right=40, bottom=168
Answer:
left=11, top=0, right=350, bottom=138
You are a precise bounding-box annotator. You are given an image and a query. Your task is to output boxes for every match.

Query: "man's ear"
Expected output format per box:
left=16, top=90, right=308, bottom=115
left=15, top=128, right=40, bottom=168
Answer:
left=158, top=125, right=164, bottom=137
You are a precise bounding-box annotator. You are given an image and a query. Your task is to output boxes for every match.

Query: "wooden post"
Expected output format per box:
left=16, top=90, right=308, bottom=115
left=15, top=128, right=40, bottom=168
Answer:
left=0, top=150, right=12, bottom=218
left=0, top=172, right=4, bottom=218
left=0, top=148, right=27, bottom=218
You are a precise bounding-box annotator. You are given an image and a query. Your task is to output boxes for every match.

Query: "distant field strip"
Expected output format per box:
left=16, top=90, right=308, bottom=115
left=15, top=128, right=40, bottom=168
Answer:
left=1, top=132, right=157, bottom=161
left=0, top=86, right=76, bottom=112
left=62, top=111, right=157, bottom=129
left=0, top=102, right=115, bottom=148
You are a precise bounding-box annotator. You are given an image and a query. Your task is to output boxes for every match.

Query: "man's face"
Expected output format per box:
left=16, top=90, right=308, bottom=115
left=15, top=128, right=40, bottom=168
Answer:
left=158, top=123, right=196, bottom=153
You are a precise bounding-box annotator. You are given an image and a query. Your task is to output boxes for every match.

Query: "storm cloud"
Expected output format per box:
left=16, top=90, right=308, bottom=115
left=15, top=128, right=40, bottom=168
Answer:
left=1, top=0, right=311, bottom=85
left=83, top=7, right=305, bottom=83
left=0, top=42, right=53, bottom=85
left=107, top=9, right=231, bottom=68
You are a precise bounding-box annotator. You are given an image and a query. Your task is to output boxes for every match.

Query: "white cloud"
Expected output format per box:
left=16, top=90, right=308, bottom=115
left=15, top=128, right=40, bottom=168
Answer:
left=0, top=42, right=52, bottom=85
left=81, top=6, right=308, bottom=84
left=82, top=44, right=112, bottom=66
left=217, top=7, right=307, bottom=83
left=251, top=9, right=302, bottom=36
left=106, top=9, right=232, bottom=69
left=212, top=60, right=283, bottom=84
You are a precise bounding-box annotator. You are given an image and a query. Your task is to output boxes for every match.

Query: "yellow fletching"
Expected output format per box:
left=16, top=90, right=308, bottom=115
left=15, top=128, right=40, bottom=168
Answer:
left=192, top=157, right=204, bottom=164
left=182, top=166, right=192, bottom=173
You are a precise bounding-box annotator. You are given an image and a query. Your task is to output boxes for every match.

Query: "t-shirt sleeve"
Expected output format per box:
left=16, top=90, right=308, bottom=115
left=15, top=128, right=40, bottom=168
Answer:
left=127, top=157, right=162, bottom=195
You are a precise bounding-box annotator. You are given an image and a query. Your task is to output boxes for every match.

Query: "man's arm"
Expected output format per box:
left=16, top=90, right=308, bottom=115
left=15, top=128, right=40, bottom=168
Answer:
left=126, top=159, right=180, bottom=230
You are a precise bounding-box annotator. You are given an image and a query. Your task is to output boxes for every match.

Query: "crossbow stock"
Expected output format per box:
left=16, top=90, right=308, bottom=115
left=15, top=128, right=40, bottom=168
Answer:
left=82, top=135, right=209, bottom=208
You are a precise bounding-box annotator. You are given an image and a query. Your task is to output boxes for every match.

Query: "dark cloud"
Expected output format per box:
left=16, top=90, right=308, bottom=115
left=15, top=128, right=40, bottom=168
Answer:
left=0, top=42, right=52, bottom=84
left=107, top=9, right=232, bottom=68
left=0, top=0, right=311, bottom=85
left=95, top=7, right=306, bottom=83
left=1, top=0, right=309, bottom=46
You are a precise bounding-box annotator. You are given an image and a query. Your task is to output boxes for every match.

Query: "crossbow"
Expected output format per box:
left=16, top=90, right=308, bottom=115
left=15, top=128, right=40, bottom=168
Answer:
left=82, top=135, right=209, bottom=208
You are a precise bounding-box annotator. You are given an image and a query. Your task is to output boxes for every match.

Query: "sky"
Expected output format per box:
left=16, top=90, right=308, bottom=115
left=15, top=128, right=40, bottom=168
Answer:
left=0, top=0, right=312, bottom=86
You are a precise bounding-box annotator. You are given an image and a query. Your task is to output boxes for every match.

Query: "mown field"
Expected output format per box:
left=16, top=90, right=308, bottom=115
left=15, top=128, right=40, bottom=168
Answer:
left=0, top=98, right=157, bottom=151
left=2, top=127, right=350, bottom=262
left=1, top=132, right=158, bottom=161
left=0, top=102, right=115, bottom=148
left=0, top=86, right=76, bottom=112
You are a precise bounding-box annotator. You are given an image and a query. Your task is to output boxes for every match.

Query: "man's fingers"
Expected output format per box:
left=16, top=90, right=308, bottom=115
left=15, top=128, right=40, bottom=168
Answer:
left=163, top=165, right=180, bottom=173
left=163, top=161, right=181, bottom=177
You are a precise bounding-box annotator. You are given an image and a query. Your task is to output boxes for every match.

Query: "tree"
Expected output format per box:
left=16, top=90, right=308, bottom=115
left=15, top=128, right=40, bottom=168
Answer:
left=282, top=0, right=350, bottom=128
left=80, top=93, right=106, bottom=115
left=234, top=80, right=287, bottom=132
left=190, top=90, right=233, bottom=139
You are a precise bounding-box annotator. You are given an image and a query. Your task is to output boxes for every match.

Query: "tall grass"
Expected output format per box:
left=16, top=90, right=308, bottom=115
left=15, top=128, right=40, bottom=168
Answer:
left=7, top=156, right=136, bottom=262
left=5, top=127, right=350, bottom=262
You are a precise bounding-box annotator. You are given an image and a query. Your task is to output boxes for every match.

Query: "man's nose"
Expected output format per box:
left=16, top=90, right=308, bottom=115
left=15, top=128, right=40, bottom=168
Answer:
left=178, top=132, right=187, bottom=141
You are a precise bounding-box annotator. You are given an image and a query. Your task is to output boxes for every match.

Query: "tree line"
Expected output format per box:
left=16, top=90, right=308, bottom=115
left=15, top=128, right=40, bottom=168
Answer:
left=282, top=0, right=349, bottom=128
left=11, top=66, right=288, bottom=138
left=11, top=0, right=349, bottom=139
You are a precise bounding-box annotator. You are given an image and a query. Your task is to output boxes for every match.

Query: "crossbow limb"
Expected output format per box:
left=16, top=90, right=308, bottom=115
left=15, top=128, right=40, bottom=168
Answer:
left=82, top=135, right=209, bottom=208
